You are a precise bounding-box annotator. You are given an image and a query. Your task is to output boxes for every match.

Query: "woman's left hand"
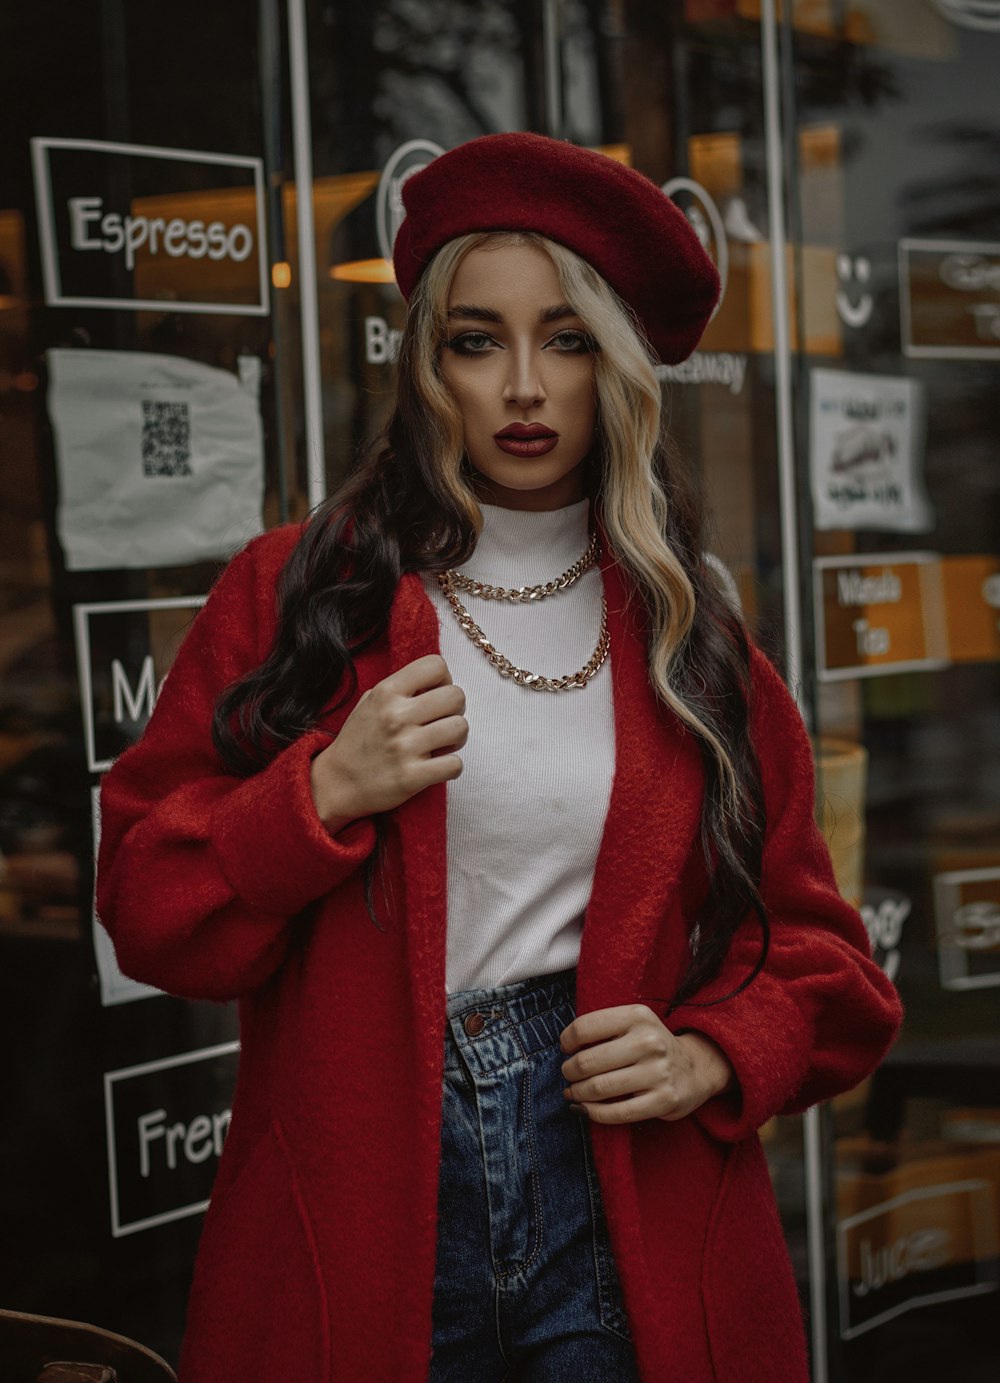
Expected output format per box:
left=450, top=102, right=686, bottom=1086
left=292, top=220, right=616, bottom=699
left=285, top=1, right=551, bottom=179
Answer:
left=559, top=1005, right=735, bottom=1124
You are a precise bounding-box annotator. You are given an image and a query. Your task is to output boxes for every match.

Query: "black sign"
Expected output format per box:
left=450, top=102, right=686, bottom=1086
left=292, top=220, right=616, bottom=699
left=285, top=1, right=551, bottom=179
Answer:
left=31, top=137, right=268, bottom=314
left=934, top=867, right=1000, bottom=991
left=838, top=1175, right=999, bottom=1339
left=105, top=1042, right=240, bottom=1237
left=74, top=598, right=204, bottom=773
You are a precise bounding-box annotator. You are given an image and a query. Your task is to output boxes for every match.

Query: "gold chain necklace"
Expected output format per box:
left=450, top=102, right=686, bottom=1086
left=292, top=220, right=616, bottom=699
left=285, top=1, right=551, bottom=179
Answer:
left=435, top=535, right=609, bottom=692
left=446, top=529, right=599, bottom=603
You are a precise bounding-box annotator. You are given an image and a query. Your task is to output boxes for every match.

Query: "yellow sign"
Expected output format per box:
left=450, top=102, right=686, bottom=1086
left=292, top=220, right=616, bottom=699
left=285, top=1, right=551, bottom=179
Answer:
left=941, top=555, right=1000, bottom=663
left=934, top=866, right=1000, bottom=991
left=837, top=1145, right=1000, bottom=1339
left=901, top=238, right=1000, bottom=359
left=815, top=553, right=948, bottom=681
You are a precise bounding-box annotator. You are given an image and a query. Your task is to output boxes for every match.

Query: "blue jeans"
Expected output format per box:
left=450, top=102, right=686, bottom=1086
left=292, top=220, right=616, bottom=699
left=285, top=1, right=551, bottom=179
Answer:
left=431, top=968, right=641, bottom=1382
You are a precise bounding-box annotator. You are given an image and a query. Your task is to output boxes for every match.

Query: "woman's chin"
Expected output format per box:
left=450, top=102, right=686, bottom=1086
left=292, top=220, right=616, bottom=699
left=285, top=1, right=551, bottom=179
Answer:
left=468, top=462, right=586, bottom=512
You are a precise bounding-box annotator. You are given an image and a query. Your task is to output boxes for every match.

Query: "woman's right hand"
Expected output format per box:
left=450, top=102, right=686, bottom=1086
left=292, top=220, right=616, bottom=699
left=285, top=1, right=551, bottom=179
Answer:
left=309, top=655, right=468, bottom=833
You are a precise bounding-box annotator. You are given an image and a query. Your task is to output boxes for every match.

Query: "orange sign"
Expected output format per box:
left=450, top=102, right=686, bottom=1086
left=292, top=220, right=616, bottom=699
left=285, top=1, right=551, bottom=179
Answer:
left=815, top=553, right=948, bottom=680
left=934, top=866, right=1000, bottom=991
left=901, top=238, right=1000, bottom=359
left=837, top=1147, right=1000, bottom=1339
left=940, top=555, right=1000, bottom=663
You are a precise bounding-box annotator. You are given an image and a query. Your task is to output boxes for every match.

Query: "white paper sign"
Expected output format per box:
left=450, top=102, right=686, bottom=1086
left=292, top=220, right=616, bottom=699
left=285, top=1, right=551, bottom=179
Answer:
left=47, top=348, right=264, bottom=569
left=92, top=786, right=162, bottom=1007
left=810, top=369, right=932, bottom=532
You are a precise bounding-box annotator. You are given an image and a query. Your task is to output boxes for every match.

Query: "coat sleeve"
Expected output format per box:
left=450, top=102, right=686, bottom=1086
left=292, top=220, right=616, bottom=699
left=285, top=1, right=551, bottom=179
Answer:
left=668, top=646, right=903, bottom=1142
left=95, top=532, right=377, bottom=1003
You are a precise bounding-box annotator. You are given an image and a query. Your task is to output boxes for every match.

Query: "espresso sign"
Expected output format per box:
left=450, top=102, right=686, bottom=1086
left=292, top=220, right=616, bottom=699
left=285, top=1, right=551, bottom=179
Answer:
left=814, top=553, right=949, bottom=681
left=105, top=1042, right=240, bottom=1237
left=31, top=137, right=269, bottom=314
left=900, top=238, right=1000, bottom=359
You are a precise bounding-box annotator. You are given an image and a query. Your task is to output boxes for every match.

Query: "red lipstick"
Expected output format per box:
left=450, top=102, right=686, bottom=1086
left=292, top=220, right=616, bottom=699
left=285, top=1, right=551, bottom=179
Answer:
left=494, top=423, right=559, bottom=457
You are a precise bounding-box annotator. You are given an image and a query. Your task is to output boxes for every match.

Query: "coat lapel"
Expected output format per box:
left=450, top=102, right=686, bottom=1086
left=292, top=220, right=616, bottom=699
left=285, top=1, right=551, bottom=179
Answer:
left=381, top=552, right=710, bottom=1381
left=385, top=573, right=450, bottom=1059
left=381, top=555, right=705, bottom=1024
left=575, top=548, right=705, bottom=1015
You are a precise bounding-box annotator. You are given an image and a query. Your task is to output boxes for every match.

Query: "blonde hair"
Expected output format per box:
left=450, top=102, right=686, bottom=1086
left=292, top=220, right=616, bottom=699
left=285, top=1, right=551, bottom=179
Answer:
left=401, top=231, right=738, bottom=805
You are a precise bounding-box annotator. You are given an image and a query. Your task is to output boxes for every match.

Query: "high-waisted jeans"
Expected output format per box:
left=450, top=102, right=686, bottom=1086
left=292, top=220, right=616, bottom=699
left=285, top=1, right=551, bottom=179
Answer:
left=430, top=967, right=642, bottom=1382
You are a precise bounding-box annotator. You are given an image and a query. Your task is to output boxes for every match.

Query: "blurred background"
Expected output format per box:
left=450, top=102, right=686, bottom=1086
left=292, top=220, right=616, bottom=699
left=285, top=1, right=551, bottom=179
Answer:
left=0, top=2, right=998, bottom=1378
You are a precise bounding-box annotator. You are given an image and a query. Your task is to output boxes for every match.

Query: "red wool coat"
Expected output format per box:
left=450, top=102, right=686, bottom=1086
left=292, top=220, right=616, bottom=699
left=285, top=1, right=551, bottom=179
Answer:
left=97, top=524, right=902, bottom=1383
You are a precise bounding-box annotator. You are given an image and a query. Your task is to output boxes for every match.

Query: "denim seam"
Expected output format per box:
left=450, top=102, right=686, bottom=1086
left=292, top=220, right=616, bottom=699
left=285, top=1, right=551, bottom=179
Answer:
left=577, top=1118, right=634, bottom=1343
left=493, top=1278, right=514, bottom=1368
left=495, top=1057, right=545, bottom=1282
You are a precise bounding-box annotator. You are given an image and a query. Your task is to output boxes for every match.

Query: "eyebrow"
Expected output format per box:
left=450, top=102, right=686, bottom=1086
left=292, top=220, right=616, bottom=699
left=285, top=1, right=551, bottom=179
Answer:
left=446, top=304, right=502, bottom=322
left=445, top=303, right=580, bottom=324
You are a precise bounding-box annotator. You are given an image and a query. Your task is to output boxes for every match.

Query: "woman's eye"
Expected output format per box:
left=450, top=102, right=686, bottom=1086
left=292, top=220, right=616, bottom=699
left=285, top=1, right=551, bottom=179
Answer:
left=444, top=331, right=497, bottom=355
left=548, top=330, right=595, bottom=354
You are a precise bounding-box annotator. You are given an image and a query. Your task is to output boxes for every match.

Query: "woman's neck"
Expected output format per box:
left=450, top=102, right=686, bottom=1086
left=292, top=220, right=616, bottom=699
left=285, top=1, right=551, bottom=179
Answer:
left=461, top=498, right=591, bottom=585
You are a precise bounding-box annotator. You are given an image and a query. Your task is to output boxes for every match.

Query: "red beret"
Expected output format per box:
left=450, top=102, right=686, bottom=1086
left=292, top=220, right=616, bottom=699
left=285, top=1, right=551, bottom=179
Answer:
left=392, top=132, right=720, bottom=365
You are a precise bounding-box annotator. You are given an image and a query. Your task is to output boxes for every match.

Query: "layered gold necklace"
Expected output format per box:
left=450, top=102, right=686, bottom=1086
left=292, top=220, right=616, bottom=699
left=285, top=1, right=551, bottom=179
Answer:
left=435, top=533, right=609, bottom=691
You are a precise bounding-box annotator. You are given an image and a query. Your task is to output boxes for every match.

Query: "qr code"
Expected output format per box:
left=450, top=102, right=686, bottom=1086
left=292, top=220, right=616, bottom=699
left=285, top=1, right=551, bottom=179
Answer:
left=141, top=400, right=192, bottom=477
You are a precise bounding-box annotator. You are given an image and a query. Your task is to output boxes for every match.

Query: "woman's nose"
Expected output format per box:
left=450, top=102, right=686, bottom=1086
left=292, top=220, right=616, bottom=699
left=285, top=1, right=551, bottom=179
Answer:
left=501, top=348, right=545, bottom=408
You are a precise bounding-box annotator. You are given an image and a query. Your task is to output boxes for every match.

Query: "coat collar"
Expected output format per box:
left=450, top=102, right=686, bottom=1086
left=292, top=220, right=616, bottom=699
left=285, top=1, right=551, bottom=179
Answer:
left=383, top=552, right=704, bottom=1027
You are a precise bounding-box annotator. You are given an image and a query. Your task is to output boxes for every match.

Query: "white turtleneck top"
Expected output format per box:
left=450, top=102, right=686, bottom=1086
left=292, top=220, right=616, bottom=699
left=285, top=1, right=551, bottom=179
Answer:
left=422, top=500, right=615, bottom=994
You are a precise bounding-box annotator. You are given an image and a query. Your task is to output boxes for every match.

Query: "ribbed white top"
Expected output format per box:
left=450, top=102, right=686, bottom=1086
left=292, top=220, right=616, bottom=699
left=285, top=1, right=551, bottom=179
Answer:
left=423, top=500, right=615, bottom=994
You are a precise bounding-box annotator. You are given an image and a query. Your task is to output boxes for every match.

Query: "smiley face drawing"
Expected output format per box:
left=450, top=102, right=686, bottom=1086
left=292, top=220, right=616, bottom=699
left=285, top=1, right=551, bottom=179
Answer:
left=836, top=253, right=874, bottom=329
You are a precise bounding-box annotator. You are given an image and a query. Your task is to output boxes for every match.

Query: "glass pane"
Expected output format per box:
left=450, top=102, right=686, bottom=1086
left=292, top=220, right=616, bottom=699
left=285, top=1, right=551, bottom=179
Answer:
left=619, top=1, right=789, bottom=649
left=607, top=0, right=816, bottom=1318
left=304, top=0, right=549, bottom=497
left=16, top=1, right=993, bottom=1375
left=305, top=0, right=823, bottom=1348
left=0, top=0, right=274, bottom=1361
left=785, top=3, right=1000, bottom=1378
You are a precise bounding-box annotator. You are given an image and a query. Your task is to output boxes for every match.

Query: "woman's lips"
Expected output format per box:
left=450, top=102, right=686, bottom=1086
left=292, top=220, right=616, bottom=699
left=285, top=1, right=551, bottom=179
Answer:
left=494, top=424, right=559, bottom=457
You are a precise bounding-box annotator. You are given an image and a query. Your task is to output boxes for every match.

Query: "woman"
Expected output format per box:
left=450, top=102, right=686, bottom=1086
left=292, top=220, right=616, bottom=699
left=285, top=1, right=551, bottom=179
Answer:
left=97, top=134, right=902, bottom=1383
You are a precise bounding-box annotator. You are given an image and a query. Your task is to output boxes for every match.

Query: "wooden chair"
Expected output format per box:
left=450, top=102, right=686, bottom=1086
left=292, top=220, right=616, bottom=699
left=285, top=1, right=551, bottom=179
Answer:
left=0, top=1309, right=177, bottom=1383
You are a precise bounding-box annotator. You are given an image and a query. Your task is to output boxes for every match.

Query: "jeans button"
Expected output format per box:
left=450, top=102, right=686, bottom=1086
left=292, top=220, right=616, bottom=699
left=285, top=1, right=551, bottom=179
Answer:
left=463, top=1012, right=486, bottom=1036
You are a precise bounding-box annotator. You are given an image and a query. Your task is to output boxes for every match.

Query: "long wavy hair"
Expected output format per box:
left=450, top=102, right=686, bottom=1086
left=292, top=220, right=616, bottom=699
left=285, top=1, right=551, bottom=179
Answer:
left=213, top=231, right=768, bottom=1010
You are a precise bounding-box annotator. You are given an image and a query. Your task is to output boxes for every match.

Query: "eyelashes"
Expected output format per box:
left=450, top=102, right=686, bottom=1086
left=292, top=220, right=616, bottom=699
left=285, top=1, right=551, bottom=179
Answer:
left=442, top=329, right=598, bottom=356
left=550, top=330, right=599, bottom=355
left=442, top=331, right=497, bottom=355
